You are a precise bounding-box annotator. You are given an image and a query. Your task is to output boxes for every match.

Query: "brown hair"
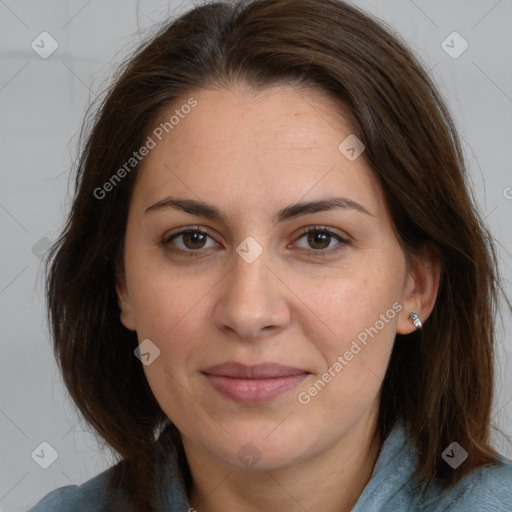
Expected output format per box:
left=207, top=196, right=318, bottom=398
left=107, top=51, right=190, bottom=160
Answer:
left=46, top=0, right=507, bottom=509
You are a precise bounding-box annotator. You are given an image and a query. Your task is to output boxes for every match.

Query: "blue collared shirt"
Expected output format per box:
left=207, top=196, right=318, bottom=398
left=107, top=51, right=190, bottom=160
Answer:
left=27, top=421, right=512, bottom=511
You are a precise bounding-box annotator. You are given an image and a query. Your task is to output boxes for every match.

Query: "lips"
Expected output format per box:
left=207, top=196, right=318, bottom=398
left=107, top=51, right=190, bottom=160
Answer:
left=202, top=361, right=310, bottom=403
left=203, top=361, right=308, bottom=379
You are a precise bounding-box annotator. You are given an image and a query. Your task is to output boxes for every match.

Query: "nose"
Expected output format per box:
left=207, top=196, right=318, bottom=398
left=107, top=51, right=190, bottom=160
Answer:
left=213, top=244, right=290, bottom=341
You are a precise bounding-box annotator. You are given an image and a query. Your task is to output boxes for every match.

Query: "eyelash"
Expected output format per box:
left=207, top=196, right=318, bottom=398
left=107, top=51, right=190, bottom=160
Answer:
left=161, top=226, right=350, bottom=259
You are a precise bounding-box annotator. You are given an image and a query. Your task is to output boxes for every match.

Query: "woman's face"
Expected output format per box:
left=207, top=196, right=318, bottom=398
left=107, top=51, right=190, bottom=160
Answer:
left=117, top=84, right=428, bottom=470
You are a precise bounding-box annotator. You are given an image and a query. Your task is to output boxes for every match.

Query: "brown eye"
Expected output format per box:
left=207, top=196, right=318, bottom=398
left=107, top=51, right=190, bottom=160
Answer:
left=163, top=227, right=218, bottom=256
left=181, top=231, right=208, bottom=250
left=306, top=231, right=332, bottom=250
left=294, top=227, right=350, bottom=255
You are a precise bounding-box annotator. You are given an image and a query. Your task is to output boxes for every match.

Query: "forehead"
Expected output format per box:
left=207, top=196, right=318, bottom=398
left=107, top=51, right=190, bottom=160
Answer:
left=132, top=85, right=384, bottom=219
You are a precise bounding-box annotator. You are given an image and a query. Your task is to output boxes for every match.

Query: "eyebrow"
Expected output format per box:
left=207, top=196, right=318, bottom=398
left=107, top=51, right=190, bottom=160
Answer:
left=145, top=196, right=373, bottom=223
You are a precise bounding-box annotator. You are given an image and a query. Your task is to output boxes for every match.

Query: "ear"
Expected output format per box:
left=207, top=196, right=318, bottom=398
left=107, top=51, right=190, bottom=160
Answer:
left=115, top=267, right=137, bottom=332
left=396, top=243, right=441, bottom=334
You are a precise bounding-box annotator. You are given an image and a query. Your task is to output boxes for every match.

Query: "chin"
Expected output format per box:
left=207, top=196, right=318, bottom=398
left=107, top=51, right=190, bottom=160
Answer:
left=201, top=423, right=321, bottom=471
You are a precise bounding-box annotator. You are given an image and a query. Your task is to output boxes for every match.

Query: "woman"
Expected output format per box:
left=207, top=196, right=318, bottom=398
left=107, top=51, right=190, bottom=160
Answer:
left=29, top=0, right=512, bottom=510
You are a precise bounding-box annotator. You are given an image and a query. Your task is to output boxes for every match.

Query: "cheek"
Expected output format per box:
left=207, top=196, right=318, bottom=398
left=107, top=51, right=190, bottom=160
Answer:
left=129, top=271, right=211, bottom=416
left=297, top=295, right=398, bottom=422
left=126, top=262, right=204, bottom=352
left=296, top=269, right=399, bottom=355
left=292, top=262, right=402, bottom=409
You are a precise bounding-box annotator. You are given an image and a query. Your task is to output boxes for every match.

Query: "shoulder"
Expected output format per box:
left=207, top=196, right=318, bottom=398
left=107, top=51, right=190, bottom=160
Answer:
left=420, top=456, right=512, bottom=511
left=27, top=423, right=190, bottom=511
left=355, top=421, right=512, bottom=512
left=27, top=468, right=116, bottom=512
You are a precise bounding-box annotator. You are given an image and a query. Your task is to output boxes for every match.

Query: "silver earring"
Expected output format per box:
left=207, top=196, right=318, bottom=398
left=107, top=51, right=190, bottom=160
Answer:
left=409, top=312, right=422, bottom=329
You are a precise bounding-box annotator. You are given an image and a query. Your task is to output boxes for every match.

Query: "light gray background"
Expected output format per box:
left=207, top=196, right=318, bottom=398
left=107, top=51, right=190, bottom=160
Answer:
left=1, top=1, right=511, bottom=510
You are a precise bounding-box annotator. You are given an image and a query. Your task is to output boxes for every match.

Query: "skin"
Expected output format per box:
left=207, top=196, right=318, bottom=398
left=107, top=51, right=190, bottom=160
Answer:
left=116, top=84, right=440, bottom=512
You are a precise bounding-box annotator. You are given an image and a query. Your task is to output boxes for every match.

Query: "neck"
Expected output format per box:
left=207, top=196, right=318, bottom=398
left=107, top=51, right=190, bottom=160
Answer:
left=185, top=409, right=382, bottom=512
